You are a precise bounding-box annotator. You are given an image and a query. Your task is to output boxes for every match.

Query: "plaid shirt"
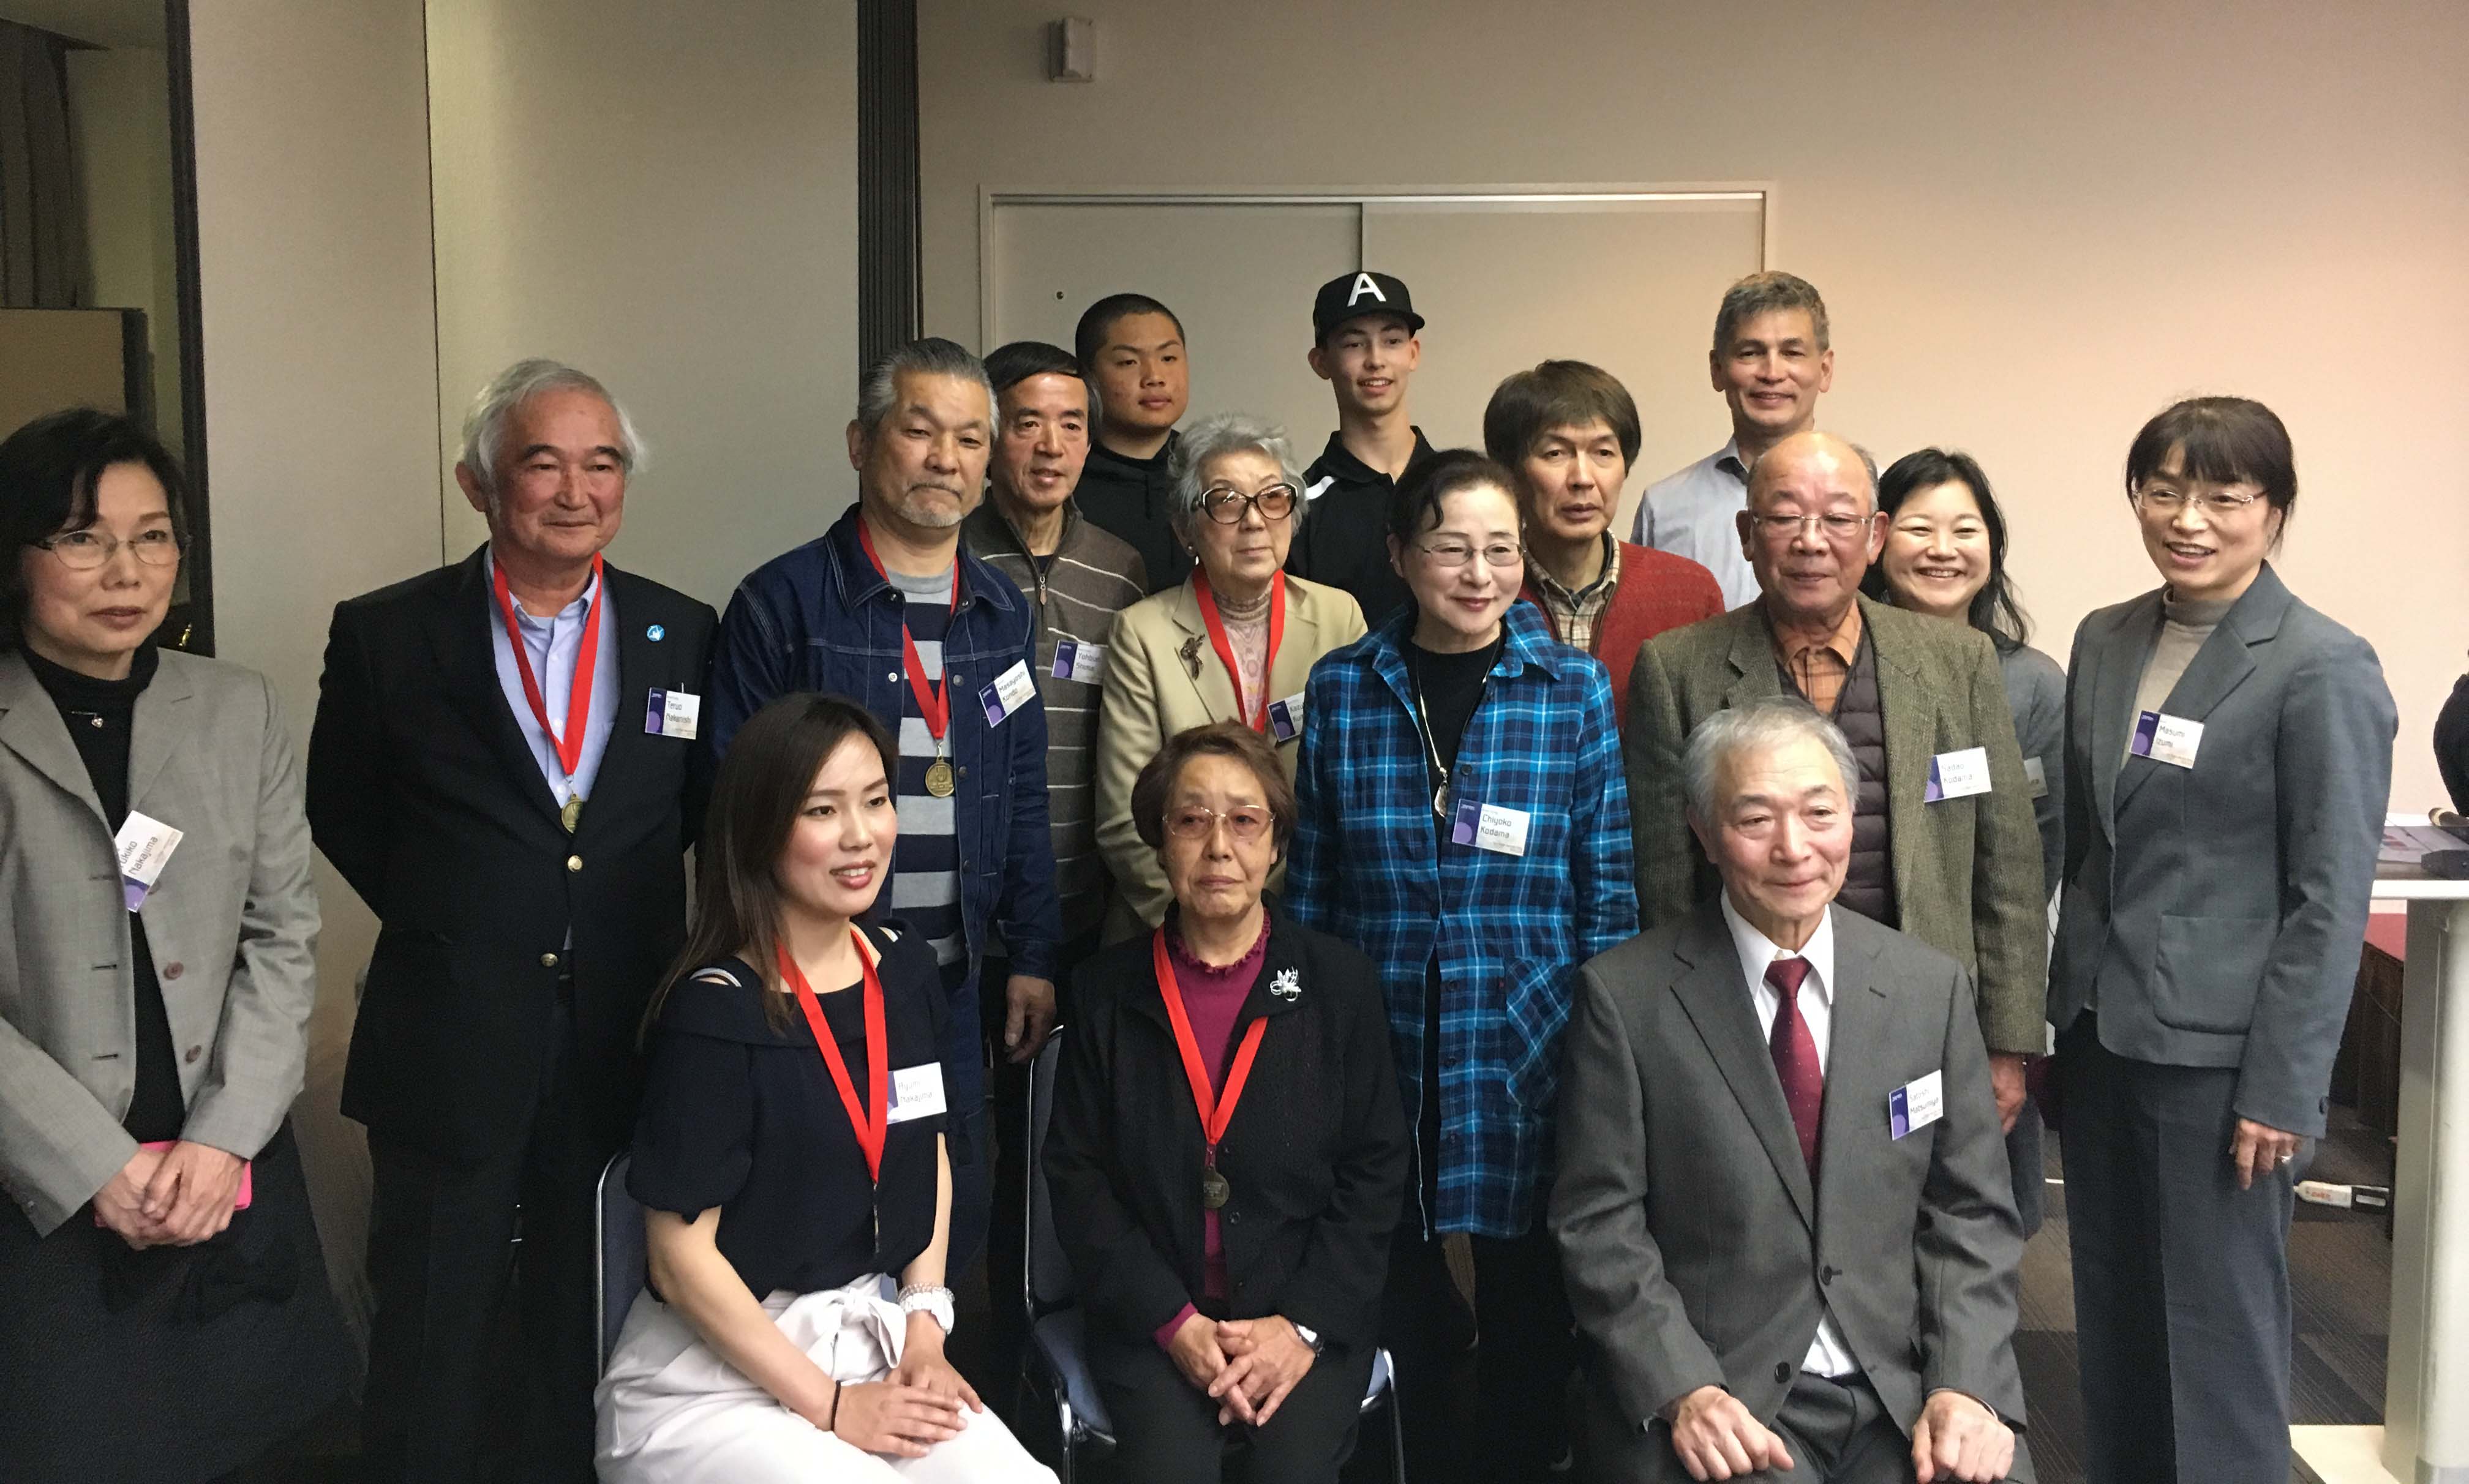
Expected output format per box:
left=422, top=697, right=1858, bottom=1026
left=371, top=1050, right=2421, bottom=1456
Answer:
left=1287, top=601, right=1637, bottom=1239
left=1525, top=533, right=1623, bottom=653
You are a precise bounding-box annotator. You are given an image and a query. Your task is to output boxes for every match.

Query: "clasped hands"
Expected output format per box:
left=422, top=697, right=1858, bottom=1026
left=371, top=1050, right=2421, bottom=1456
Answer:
left=1664, top=1384, right=2013, bottom=1482
left=811, top=1311, right=983, bottom=1458
left=1167, top=1310, right=1317, bottom=1426
left=92, top=1141, right=246, bottom=1249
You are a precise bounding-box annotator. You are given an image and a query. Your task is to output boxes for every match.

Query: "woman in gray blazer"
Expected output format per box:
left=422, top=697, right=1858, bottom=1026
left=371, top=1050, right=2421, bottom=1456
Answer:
left=2051, top=397, right=2395, bottom=1484
left=0, top=411, right=349, bottom=1482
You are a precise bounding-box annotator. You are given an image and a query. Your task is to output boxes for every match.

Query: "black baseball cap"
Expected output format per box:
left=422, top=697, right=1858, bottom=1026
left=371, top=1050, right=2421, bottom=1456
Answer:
left=1313, top=271, right=1424, bottom=340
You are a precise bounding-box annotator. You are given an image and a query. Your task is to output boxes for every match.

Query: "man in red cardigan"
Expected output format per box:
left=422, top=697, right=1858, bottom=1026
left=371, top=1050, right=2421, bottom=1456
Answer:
left=1484, top=360, right=1726, bottom=722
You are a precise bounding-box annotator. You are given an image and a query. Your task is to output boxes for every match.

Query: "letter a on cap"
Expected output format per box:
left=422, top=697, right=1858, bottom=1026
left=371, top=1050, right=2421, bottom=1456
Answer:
left=1347, top=272, right=1388, bottom=306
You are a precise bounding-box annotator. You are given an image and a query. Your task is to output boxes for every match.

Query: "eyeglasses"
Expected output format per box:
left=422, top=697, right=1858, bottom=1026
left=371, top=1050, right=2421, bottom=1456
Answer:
left=33, top=528, right=181, bottom=571
left=1416, top=540, right=1525, bottom=569
left=1165, top=804, right=1276, bottom=843
left=1200, top=484, right=1298, bottom=525
left=2130, top=486, right=2264, bottom=518
left=1749, top=512, right=1872, bottom=542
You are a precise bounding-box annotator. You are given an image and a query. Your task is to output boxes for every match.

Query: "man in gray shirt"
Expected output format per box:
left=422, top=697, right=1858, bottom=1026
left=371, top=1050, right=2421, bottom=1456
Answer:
left=1629, top=271, right=1836, bottom=610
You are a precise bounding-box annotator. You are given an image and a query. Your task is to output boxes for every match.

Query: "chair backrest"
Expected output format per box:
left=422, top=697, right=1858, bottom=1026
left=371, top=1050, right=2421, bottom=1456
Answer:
left=596, top=1152, right=646, bottom=1370
left=1025, top=1027, right=1077, bottom=1313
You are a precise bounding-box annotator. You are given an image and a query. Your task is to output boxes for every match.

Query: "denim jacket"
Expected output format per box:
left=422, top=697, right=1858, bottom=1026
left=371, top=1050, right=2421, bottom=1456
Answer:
left=707, top=505, right=1062, bottom=1006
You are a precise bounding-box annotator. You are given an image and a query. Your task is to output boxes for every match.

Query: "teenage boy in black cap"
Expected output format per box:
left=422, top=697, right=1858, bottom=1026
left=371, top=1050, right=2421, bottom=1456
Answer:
left=1286, top=271, right=1435, bottom=627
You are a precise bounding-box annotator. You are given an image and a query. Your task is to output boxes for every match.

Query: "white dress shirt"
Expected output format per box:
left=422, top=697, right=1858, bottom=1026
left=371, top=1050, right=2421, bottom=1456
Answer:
left=1629, top=438, right=1758, bottom=611
left=1718, top=894, right=1862, bottom=1381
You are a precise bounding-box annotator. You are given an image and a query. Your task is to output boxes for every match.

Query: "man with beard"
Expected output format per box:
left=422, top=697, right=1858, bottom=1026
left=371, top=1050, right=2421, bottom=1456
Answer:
left=707, top=337, right=1062, bottom=1273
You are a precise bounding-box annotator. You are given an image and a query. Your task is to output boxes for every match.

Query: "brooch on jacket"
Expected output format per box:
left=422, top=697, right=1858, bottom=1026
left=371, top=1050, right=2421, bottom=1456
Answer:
left=1270, top=967, right=1301, bottom=1001
left=1179, top=635, right=1206, bottom=677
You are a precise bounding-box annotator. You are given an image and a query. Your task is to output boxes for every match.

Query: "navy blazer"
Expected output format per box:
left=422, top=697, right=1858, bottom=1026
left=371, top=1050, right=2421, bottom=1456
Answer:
left=2051, top=563, right=2395, bottom=1136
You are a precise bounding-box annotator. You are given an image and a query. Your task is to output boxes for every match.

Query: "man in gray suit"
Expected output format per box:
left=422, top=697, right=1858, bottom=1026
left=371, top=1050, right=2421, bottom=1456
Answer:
left=1555, top=697, right=2028, bottom=1483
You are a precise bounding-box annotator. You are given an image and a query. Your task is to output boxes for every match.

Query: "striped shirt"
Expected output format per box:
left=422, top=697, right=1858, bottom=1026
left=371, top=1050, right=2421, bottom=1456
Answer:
left=885, top=566, right=966, bottom=981
left=963, top=500, right=1148, bottom=943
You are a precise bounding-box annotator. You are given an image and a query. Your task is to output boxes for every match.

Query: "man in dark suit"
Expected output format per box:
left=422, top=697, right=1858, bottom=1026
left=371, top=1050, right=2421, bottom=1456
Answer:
left=1555, top=697, right=2029, bottom=1483
left=309, top=360, right=715, bottom=1482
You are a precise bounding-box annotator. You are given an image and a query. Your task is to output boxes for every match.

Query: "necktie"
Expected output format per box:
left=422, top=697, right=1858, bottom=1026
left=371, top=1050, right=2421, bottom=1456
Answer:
left=1766, top=956, right=1823, bottom=1175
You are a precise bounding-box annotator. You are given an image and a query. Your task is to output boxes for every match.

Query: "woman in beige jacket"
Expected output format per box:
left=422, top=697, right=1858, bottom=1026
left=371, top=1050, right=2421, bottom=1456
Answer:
left=1095, top=414, right=1365, bottom=940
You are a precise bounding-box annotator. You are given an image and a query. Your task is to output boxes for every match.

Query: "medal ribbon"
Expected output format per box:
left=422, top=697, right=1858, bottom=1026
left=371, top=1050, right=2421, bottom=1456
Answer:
left=857, top=517, right=959, bottom=750
left=1192, top=568, right=1286, bottom=731
left=489, top=551, right=604, bottom=780
left=1151, top=929, right=1270, bottom=1168
left=778, top=931, right=890, bottom=1183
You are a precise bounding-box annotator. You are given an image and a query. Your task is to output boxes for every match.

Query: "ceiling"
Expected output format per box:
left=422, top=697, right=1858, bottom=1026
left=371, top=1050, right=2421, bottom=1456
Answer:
left=0, top=0, right=167, bottom=48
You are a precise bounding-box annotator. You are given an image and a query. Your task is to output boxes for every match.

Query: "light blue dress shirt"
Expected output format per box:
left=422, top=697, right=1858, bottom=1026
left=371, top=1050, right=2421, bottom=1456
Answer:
left=487, top=549, right=619, bottom=811
left=1629, top=438, right=1758, bottom=612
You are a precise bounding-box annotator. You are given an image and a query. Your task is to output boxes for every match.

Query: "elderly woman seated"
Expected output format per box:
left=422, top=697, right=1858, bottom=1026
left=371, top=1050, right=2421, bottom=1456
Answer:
left=1045, top=722, right=1407, bottom=1484
left=1094, top=414, right=1366, bottom=939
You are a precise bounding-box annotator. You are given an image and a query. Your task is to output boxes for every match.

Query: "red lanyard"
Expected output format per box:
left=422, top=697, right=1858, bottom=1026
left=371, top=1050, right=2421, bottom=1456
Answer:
left=1192, top=569, right=1286, bottom=731
left=778, top=932, right=889, bottom=1183
left=857, top=517, right=958, bottom=748
left=489, top=552, right=604, bottom=779
left=1151, top=929, right=1270, bottom=1163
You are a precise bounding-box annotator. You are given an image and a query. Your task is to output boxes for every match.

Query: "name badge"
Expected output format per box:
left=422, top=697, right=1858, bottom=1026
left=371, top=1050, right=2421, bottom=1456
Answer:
left=2130, top=711, right=2204, bottom=770
left=2023, top=756, right=2050, bottom=800
left=1051, top=638, right=1106, bottom=684
left=1888, top=1070, right=1945, bottom=1139
left=1266, top=691, right=1306, bottom=743
left=888, top=1063, right=947, bottom=1124
left=644, top=688, right=701, bottom=740
left=1924, top=746, right=1991, bottom=803
left=1450, top=798, right=1531, bottom=856
left=978, top=660, right=1038, bottom=727
left=115, top=811, right=184, bottom=912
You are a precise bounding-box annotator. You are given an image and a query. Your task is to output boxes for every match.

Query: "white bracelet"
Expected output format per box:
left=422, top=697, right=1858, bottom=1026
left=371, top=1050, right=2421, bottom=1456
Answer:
left=898, top=1284, right=955, bottom=1334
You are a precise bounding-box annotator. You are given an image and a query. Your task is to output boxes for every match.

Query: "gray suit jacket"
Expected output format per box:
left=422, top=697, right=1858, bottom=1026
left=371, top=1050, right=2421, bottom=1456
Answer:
left=1624, top=596, right=2049, bottom=1053
left=2051, top=563, right=2394, bottom=1136
left=1551, top=901, right=2028, bottom=1473
left=0, top=650, right=319, bottom=1235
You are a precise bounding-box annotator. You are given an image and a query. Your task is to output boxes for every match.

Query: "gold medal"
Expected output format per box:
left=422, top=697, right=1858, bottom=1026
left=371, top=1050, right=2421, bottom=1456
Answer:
left=560, top=796, right=585, bottom=834
left=924, top=758, right=956, bottom=798
left=1201, top=1166, right=1231, bottom=1210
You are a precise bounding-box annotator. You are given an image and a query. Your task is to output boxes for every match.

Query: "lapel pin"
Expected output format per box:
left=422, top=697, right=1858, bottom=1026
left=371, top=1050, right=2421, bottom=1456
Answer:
left=647, top=624, right=665, bottom=642
left=1271, top=967, right=1300, bottom=1001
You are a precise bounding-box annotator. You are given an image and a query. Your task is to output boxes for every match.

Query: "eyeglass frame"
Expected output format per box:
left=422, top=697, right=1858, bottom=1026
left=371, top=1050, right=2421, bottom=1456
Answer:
left=1163, top=803, right=1277, bottom=844
left=1199, top=484, right=1299, bottom=525
left=30, top=527, right=184, bottom=571
left=1745, top=509, right=1880, bottom=544
left=1412, top=538, right=1526, bottom=569
left=2129, top=485, right=2267, bottom=518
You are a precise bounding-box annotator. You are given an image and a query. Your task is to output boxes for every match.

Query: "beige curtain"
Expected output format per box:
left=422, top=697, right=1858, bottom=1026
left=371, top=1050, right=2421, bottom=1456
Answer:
left=0, top=20, right=91, bottom=309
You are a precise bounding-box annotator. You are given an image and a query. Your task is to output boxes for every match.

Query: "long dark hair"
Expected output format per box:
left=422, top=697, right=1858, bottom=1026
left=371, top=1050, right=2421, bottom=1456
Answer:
left=0, top=408, right=189, bottom=651
left=1863, top=447, right=2031, bottom=653
left=641, top=694, right=898, bottom=1038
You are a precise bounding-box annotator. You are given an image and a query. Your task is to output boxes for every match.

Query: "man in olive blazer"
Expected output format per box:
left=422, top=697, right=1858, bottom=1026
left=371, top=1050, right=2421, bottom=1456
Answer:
left=1094, top=571, right=1365, bottom=937
left=1622, top=433, right=2046, bottom=1080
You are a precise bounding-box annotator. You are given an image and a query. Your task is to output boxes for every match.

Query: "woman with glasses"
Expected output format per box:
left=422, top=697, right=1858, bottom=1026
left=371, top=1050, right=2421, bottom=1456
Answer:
left=1047, top=721, right=1406, bottom=1483
left=2053, top=397, right=2394, bottom=1484
left=0, top=410, right=351, bottom=1481
left=1095, top=414, right=1366, bottom=939
left=1286, top=449, right=1636, bottom=1484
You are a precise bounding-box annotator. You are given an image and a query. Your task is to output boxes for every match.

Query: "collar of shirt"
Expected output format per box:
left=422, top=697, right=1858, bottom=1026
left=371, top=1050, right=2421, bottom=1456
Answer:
left=1310, top=426, right=1434, bottom=489
left=1719, top=893, right=1836, bottom=1060
left=1530, top=531, right=1623, bottom=610
left=1715, top=435, right=1749, bottom=482
left=490, top=545, right=599, bottom=633
left=1762, top=596, right=1863, bottom=673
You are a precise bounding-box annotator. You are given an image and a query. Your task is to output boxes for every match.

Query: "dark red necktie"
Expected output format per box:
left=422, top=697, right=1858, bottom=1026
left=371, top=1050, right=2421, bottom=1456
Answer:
left=1766, top=957, right=1823, bottom=1175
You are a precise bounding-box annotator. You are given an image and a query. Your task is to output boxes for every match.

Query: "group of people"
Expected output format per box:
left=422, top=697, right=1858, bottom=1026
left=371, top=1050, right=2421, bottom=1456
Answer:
left=0, top=263, right=2402, bottom=1484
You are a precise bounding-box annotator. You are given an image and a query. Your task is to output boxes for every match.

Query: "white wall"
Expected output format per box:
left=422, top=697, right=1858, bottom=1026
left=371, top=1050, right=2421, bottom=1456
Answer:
left=65, top=45, right=181, bottom=449
left=919, top=0, right=2469, bottom=810
left=186, top=0, right=444, bottom=1327
left=426, top=0, right=861, bottom=611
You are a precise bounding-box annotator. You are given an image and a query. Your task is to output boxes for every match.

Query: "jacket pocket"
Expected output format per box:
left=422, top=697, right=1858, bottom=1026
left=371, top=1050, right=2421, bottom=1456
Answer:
left=2150, top=913, right=2277, bottom=1034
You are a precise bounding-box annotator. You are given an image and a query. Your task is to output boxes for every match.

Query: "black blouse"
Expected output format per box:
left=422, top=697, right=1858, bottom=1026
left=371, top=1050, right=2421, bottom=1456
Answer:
left=628, top=924, right=950, bottom=1298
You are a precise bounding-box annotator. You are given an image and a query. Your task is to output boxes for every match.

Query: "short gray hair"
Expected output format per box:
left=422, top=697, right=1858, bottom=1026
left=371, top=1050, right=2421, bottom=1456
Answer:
left=1682, top=696, right=1859, bottom=823
left=854, top=337, right=996, bottom=441
left=1745, top=433, right=1879, bottom=512
left=1168, top=413, right=1306, bottom=536
left=458, top=358, right=647, bottom=497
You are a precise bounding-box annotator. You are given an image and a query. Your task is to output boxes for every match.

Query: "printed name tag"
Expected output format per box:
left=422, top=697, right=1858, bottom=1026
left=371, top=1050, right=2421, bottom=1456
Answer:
left=1924, top=746, right=1992, bottom=803
left=1266, top=691, right=1306, bottom=743
left=1450, top=798, right=1531, bottom=856
left=888, top=1063, right=947, bottom=1124
left=1888, top=1070, right=1945, bottom=1139
left=644, top=688, right=701, bottom=740
left=2130, top=711, right=2204, bottom=770
left=1051, top=639, right=1106, bottom=684
left=978, top=661, right=1038, bottom=726
left=2023, top=756, right=2049, bottom=800
left=115, top=811, right=184, bottom=912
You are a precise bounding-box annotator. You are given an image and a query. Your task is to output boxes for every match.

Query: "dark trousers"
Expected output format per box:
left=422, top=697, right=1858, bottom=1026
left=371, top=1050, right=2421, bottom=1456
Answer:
left=361, top=999, right=599, bottom=1484
left=2007, top=1098, right=2045, bottom=1239
left=1768, top=1374, right=1924, bottom=1483
left=1089, top=1328, right=1374, bottom=1484
left=2058, top=1015, right=2301, bottom=1484
left=1383, top=1220, right=1573, bottom=1484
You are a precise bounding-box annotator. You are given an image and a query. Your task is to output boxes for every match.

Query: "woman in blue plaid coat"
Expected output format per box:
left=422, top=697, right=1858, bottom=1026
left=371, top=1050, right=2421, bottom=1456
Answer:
left=1286, top=449, right=1637, bottom=1484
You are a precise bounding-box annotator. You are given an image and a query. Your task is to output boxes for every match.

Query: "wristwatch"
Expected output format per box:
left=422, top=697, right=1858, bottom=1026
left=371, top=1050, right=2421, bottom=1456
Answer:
left=1291, top=1321, right=1325, bottom=1356
left=898, top=1283, right=956, bottom=1336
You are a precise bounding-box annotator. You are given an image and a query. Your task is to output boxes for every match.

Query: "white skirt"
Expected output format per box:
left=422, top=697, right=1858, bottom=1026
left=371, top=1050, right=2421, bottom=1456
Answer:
left=595, top=1273, right=1054, bottom=1484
